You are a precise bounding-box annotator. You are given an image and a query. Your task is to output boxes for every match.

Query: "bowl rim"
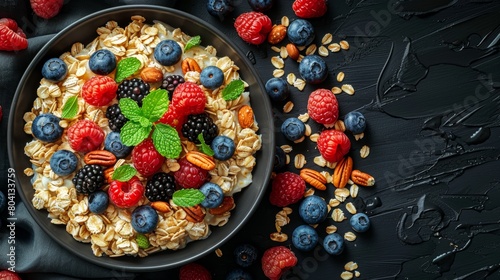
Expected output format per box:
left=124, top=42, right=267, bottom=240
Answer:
left=8, top=4, right=274, bottom=271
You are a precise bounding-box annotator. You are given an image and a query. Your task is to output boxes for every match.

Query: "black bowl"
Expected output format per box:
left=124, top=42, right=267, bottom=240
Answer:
left=8, top=5, right=274, bottom=271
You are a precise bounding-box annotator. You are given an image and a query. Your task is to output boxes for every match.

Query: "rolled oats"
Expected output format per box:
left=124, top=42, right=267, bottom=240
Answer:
left=344, top=231, right=357, bottom=241
left=328, top=43, right=341, bottom=52
left=360, top=145, right=370, bottom=158
left=321, top=33, right=333, bottom=45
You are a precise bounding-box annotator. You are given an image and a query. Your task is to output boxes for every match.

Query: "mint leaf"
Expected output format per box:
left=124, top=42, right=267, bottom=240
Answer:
left=184, top=35, right=201, bottom=51
left=120, top=121, right=151, bottom=146
left=115, top=57, right=141, bottom=83
left=112, top=165, right=136, bottom=182
left=172, top=189, right=205, bottom=207
left=61, top=96, right=79, bottom=119
left=119, top=98, right=143, bottom=122
left=197, top=133, right=214, bottom=156
left=152, top=123, right=182, bottom=158
left=222, top=79, right=245, bottom=101
left=141, top=89, right=169, bottom=122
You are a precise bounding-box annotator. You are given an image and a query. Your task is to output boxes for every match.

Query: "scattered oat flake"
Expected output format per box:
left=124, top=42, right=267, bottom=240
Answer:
left=271, top=56, right=284, bottom=69
left=298, top=113, right=309, bottom=122
left=273, top=69, right=285, bottom=78
left=328, top=43, right=341, bottom=52
left=354, top=132, right=364, bottom=141
left=342, top=84, right=355, bottom=95
left=293, top=78, right=306, bottom=91
left=332, top=86, right=342, bottom=94
left=215, top=248, right=223, bottom=257
left=322, top=33, right=333, bottom=45
left=271, top=46, right=281, bottom=53
left=340, top=40, right=350, bottom=50
left=287, top=73, right=297, bottom=85
left=345, top=261, right=359, bottom=271
left=360, top=145, right=370, bottom=158
left=281, top=16, right=289, bottom=26
left=337, top=71, right=345, bottom=82
left=318, top=46, right=329, bottom=57
left=283, top=101, right=294, bottom=113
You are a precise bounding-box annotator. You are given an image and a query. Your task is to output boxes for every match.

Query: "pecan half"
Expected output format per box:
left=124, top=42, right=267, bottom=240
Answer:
left=103, top=167, right=114, bottom=183
left=186, top=151, right=216, bottom=171
left=351, top=169, right=375, bottom=187
left=183, top=205, right=205, bottom=223
left=208, top=196, right=235, bottom=215
left=300, top=168, right=327, bottom=190
left=84, top=150, right=117, bottom=166
left=333, top=156, right=353, bottom=188
left=181, top=57, right=201, bottom=75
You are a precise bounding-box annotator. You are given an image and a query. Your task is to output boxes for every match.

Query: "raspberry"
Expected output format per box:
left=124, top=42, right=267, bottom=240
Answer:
left=108, top=176, right=144, bottom=208
left=269, top=172, right=306, bottom=207
left=317, top=129, right=351, bottom=163
left=81, top=75, right=118, bottom=106
left=159, top=104, right=187, bottom=133
left=132, top=139, right=165, bottom=177
left=261, top=246, right=298, bottom=280
left=292, top=0, right=327, bottom=18
left=174, top=157, right=209, bottom=189
left=0, top=18, right=28, bottom=51
left=234, top=12, right=273, bottom=45
left=307, top=88, right=339, bottom=126
left=67, top=120, right=105, bottom=153
left=30, top=0, right=63, bottom=19
left=0, top=270, right=22, bottom=280
left=171, top=82, right=206, bottom=115
left=179, top=262, right=212, bottom=280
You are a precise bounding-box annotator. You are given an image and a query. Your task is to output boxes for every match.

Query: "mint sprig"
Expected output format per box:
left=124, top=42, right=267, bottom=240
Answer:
left=197, top=133, right=214, bottom=156
left=152, top=123, right=182, bottom=159
left=61, top=96, right=79, bottom=119
left=115, top=57, right=141, bottom=83
left=112, top=165, right=137, bottom=182
left=222, top=79, right=245, bottom=101
left=184, top=35, right=201, bottom=51
left=172, top=189, right=205, bottom=207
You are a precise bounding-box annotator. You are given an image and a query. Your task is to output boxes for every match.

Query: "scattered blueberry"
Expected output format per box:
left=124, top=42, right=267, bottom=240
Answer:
left=31, top=113, right=63, bottom=143
left=89, top=49, right=117, bottom=75
left=207, top=0, right=234, bottom=19
left=104, top=131, right=132, bottom=159
left=323, top=233, right=345, bottom=255
left=299, top=195, right=328, bottom=224
left=200, top=66, right=224, bottom=89
left=49, top=150, right=78, bottom=176
left=234, top=243, right=258, bottom=267
left=247, top=0, right=273, bottom=12
left=42, top=58, right=68, bottom=82
left=265, top=77, right=289, bottom=103
left=211, top=135, right=235, bottom=160
left=0, top=191, right=6, bottom=213
left=226, top=268, right=253, bottom=280
left=281, top=117, right=306, bottom=141
left=199, top=182, right=224, bottom=208
left=344, top=111, right=366, bottom=134
left=350, top=212, right=371, bottom=232
left=287, top=19, right=315, bottom=46
left=154, top=39, right=182, bottom=66
left=273, top=146, right=286, bottom=171
left=88, top=191, right=109, bottom=214
left=292, top=224, right=319, bottom=251
left=299, top=55, right=328, bottom=84
left=131, top=205, right=159, bottom=234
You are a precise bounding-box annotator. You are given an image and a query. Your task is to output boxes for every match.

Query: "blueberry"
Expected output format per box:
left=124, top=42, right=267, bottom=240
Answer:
left=344, top=111, right=366, bottom=134
left=49, top=150, right=78, bottom=176
left=207, top=0, right=234, bottom=19
left=31, top=113, right=63, bottom=142
left=200, top=66, right=224, bottom=89
left=199, top=182, right=224, bottom=208
left=211, top=135, right=235, bottom=160
left=0, top=191, right=6, bottom=213
left=42, top=58, right=67, bottom=82
left=247, top=0, right=273, bottom=12
left=154, top=39, right=182, bottom=66
left=88, top=191, right=109, bottom=214
left=350, top=213, right=371, bottom=232
left=265, top=77, right=289, bottom=103
left=89, top=49, right=116, bottom=75
left=273, top=146, right=286, bottom=171
left=281, top=117, right=306, bottom=141
left=292, top=224, right=319, bottom=251
left=299, top=55, right=328, bottom=84
left=234, top=243, right=258, bottom=267
left=299, top=195, right=328, bottom=224
left=226, top=268, right=253, bottom=280
left=287, top=19, right=315, bottom=46
left=323, top=233, right=345, bottom=255
left=104, top=131, right=132, bottom=159
left=131, top=205, right=159, bottom=234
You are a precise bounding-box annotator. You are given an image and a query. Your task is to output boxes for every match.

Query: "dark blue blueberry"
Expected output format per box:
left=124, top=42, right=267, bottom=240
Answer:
left=88, top=191, right=109, bottom=214
left=154, top=39, right=182, bottom=66
left=299, top=55, right=328, bottom=84
left=42, top=58, right=67, bottom=82
left=247, top=0, right=273, bottom=12
left=104, top=131, right=132, bottom=159
left=265, top=77, right=289, bottom=103
left=287, top=19, right=315, bottom=46
left=323, top=233, right=345, bottom=255
left=31, top=113, right=63, bottom=143
left=344, top=111, right=366, bottom=134
left=49, top=150, right=78, bottom=176
left=281, top=117, right=306, bottom=141
left=292, top=224, right=319, bottom=251
left=211, top=135, right=235, bottom=160
left=131, top=205, right=159, bottom=234
left=234, top=243, right=258, bottom=267
left=207, top=0, right=234, bottom=19
left=273, top=146, right=286, bottom=171
left=350, top=213, right=371, bottom=233
left=200, top=66, right=224, bottom=89
left=199, top=182, right=224, bottom=208
left=299, top=195, right=328, bottom=224
left=89, top=49, right=117, bottom=75
left=0, top=191, right=6, bottom=214
left=226, top=268, right=253, bottom=280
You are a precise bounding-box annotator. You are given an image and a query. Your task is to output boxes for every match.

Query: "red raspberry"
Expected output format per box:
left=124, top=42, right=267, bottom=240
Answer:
left=30, top=0, right=63, bottom=19
left=0, top=270, right=22, bottom=280
left=158, top=104, right=187, bottom=133
left=171, top=82, right=206, bottom=115
left=317, top=129, right=351, bottom=163
left=292, top=0, right=328, bottom=18
left=132, top=139, right=165, bottom=177
left=174, top=157, right=209, bottom=189
left=261, top=246, right=298, bottom=280
left=108, top=176, right=144, bottom=208
left=179, top=262, right=212, bottom=280
left=234, top=12, right=273, bottom=45
left=67, top=119, right=105, bottom=153
left=81, top=76, right=118, bottom=106
left=0, top=18, right=28, bottom=51
left=307, top=88, right=339, bottom=126
left=269, top=172, right=306, bottom=207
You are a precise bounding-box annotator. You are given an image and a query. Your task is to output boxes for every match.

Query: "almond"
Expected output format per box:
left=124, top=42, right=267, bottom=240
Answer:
left=286, top=43, right=300, bottom=60
left=351, top=169, right=375, bottom=186
left=333, top=156, right=353, bottom=188
left=267, top=24, right=287, bottom=45
left=140, top=67, right=163, bottom=83
left=238, top=105, right=254, bottom=129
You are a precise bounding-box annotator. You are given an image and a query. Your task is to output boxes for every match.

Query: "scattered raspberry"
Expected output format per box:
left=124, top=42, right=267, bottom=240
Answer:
left=179, top=262, right=212, bottom=280
left=292, top=0, right=327, bottom=18
left=81, top=75, right=118, bottom=106
left=0, top=270, right=22, bottom=280
left=171, top=82, right=206, bottom=116
left=234, top=12, right=273, bottom=45
left=269, top=172, right=306, bottom=207
left=159, top=104, right=187, bottom=133
left=67, top=119, right=105, bottom=153
left=108, top=176, right=144, bottom=208
left=132, top=138, right=165, bottom=177
left=0, top=18, right=28, bottom=51
left=174, top=157, right=209, bottom=189
left=30, top=0, right=63, bottom=19
left=261, top=246, right=298, bottom=280
left=317, top=129, right=351, bottom=163
left=307, top=88, right=339, bottom=126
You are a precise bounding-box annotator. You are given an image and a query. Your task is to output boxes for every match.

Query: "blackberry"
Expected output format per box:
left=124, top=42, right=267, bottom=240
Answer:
left=117, top=78, right=150, bottom=105
left=182, top=113, right=219, bottom=144
left=160, top=75, right=185, bottom=99
left=72, top=165, right=105, bottom=194
left=145, top=172, right=176, bottom=202
left=106, top=104, right=127, bottom=132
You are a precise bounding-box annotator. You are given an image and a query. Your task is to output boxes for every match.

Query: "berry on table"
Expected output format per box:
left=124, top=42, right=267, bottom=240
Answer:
left=199, top=182, right=224, bottom=208
left=200, top=66, right=224, bottom=90
left=299, top=55, right=328, bottom=84
left=0, top=270, right=22, bottom=280
left=323, top=233, right=345, bottom=255
left=108, top=176, right=145, bottom=208
left=211, top=135, right=235, bottom=160
left=273, top=146, right=286, bottom=171
left=179, top=262, right=212, bottom=280
left=30, top=0, right=63, bottom=19
left=174, top=157, right=209, bottom=189
left=307, top=88, right=339, bottom=126
left=106, top=104, right=128, bottom=132
left=225, top=268, right=253, bottom=280
left=81, top=75, right=118, bottom=106
left=265, top=77, right=289, bottom=103
left=292, top=0, right=328, bottom=18
left=299, top=195, right=328, bottom=224
left=72, top=165, right=105, bottom=194
left=0, top=18, right=28, bottom=51
left=154, top=39, right=182, bottom=66
left=49, top=149, right=78, bottom=176
left=182, top=113, right=219, bottom=145
left=292, top=224, right=319, bottom=251
left=206, top=0, right=234, bottom=20
left=88, top=190, right=109, bottom=214
left=234, top=12, right=273, bottom=45
left=344, top=111, right=367, bottom=134
left=317, top=129, right=351, bottom=163
left=67, top=119, right=105, bottom=153
left=234, top=243, right=258, bottom=267
left=248, top=0, right=274, bottom=12
left=104, top=131, right=132, bottom=159
left=269, top=172, right=306, bottom=207
left=281, top=117, right=306, bottom=141
left=160, top=74, right=185, bottom=99
left=41, top=58, right=67, bottom=82
left=350, top=212, right=371, bottom=232
left=31, top=113, right=63, bottom=143
left=117, top=78, right=150, bottom=106
left=131, top=205, right=158, bottom=234
left=287, top=19, right=315, bottom=46
left=171, top=82, right=207, bottom=115
left=89, top=49, right=116, bottom=75
left=145, top=172, right=176, bottom=202
left=261, top=246, right=297, bottom=280
left=132, top=138, right=165, bottom=177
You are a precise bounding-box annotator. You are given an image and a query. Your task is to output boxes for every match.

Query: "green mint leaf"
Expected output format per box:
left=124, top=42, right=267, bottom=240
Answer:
left=184, top=35, right=201, bottom=51
left=152, top=123, right=182, bottom=159
left=120, top=121, right=151, bottom=146
left=112, top=165, right=136, bottom=182
left=141, top=89, right=169, bottom=122
left=115, top=57, right=141, bottom=83
left=61, top=96, right=79, bottom=119
left=119, top=98, right=144, bottom=122
left=222, top=79, right=245, bottom=101
left=197, top=133, right=214, bottom=156
left=172, top=189, right=205, bottom=207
